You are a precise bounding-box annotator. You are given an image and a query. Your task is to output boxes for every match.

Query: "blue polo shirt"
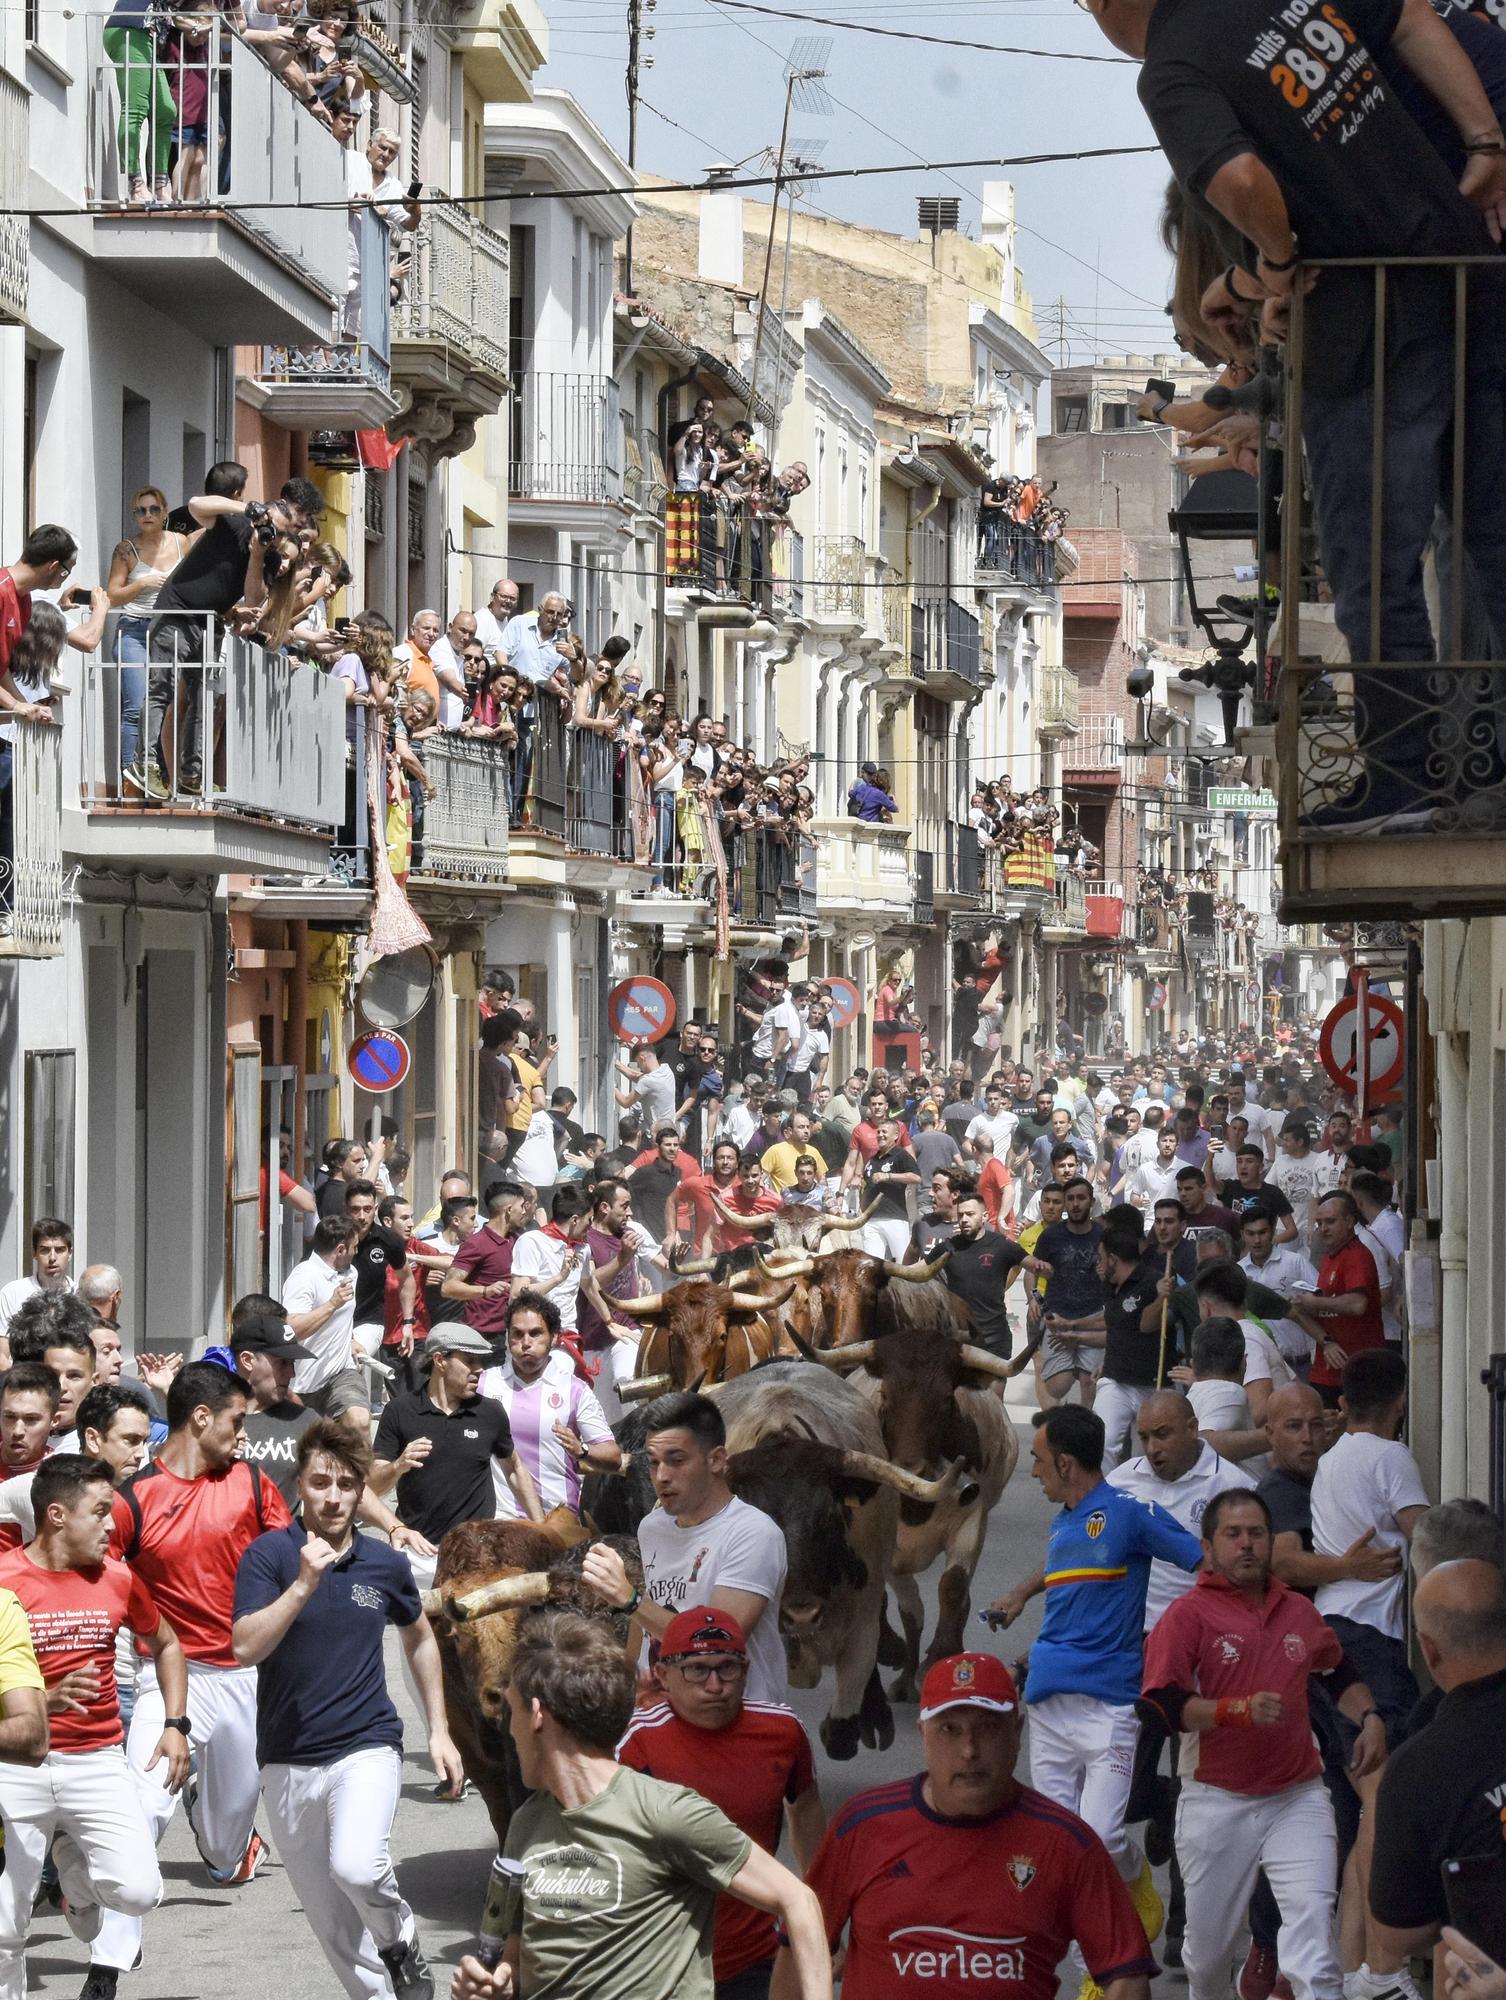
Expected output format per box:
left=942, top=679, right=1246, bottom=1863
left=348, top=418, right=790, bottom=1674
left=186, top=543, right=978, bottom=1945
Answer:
left=233, top=1526, right=422, bottom=1767
left=1024, top=1479, right=1203, bottom=1708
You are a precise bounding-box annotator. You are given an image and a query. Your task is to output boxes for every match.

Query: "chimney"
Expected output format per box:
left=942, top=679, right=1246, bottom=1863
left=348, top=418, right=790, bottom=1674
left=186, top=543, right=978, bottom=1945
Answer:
left=699, top=164, right=744, bottom=288
left=980, top=180, right=1016, bottom=313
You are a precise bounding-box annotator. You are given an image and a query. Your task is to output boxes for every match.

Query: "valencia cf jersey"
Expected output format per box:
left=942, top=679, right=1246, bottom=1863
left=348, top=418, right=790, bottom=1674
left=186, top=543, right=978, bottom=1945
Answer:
left=800, top=1774, right=1155, bottom=1999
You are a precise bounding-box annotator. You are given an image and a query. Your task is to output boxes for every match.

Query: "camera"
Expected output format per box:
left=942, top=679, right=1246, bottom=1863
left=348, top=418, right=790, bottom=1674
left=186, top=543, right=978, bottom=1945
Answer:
left=245, top=500, right=278, bottom=546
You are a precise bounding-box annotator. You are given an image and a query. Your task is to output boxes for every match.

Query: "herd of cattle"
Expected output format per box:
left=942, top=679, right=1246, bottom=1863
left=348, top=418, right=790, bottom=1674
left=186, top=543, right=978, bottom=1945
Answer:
left=419, top=1205, right=1033, bottom=1841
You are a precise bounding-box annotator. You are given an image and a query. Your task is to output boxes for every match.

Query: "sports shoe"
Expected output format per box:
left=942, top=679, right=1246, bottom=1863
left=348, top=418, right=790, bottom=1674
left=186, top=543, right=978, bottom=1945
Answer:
left=61, top=1893, right=102, bottom=1945
left=208, top=1831, right=266, bottom=1886
left=142, top=767, right=170, bottom=803
left=1128, top=1858, right=1165, bottom=1948
left=78, top=1972, right=118, bottom=2000
left=1239, top=1944, right=1279, bottom=2000
left=432, top=1776, right=470, bottom=1802
left=120, top=762, right=147, bottom=798
left=378, top=1936, right=435, bottom=1999
left=1345, top=1966, right=1426, bottom=2000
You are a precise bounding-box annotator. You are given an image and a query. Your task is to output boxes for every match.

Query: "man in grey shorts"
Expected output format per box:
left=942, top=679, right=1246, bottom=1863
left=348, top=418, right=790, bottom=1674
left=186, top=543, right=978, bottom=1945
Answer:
left=282, top=1216, right=371, bottom=1433
left=1033, top=1176, right=1105, bottom=1408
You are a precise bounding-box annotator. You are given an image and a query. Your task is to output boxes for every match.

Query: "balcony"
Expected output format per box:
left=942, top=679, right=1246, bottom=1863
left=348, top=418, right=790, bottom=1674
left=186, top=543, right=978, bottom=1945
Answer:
left=407, top=737, right=510, bottom=895
left=505, top=703, right=651, bottom=891
left=391, top=201, right=510, bottom=444
left=980, top=829, right=1057, bottom=913
left=977, top=520, right=1057, bottom=597
left=1037, top=664, right=1081, bottom=737
left=814, top=819, right=912, bottom=918
left=0, top=71, right=27, bottom=325
left=772, top=529, right=805, bottom=621
left=1084, top=878, right=1126, bottom=939
left=809, top=536, right=867, bottom=626
left=1063, top=708, right=1125, bottom=776
left=509, top=372, right=623, bottom=506
left=729, top=825, right=817, bottom=929
left=873, top=562, right=908, bottom=660
left=77, top=629, right=345, bottom=875
left=87, top=30, right=344, bottom=342
left=1044, top=869, right=1087, bottom=937
left=910, top=598, right=981, bottom=701
left=1, top=720, right=65, bottom=959
left=913, top=847, right=936, bottom=928
left=936, top=822, right=981, bottom=907
left=662, top=497, right=778, bottom=617
left=250, top=210, right=399, bottom=431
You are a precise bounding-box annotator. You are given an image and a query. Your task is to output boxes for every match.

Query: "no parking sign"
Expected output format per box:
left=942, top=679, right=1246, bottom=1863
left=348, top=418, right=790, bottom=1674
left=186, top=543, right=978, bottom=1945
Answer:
left=607, top=976, right=677, bottom=1046
left=348, top=1030, right=411, bottom=1092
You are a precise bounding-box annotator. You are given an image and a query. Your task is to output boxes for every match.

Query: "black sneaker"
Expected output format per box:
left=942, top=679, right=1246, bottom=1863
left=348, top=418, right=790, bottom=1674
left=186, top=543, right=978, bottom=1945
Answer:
left=378, top=1937, right=435, bottom=1999
left=79, top=1972, right=119, bottom=2000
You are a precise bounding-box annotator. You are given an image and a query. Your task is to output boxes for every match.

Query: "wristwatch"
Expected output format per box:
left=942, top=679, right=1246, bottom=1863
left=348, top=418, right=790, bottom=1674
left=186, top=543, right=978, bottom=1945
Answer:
left=163, top=1716, right=192, bottom=1736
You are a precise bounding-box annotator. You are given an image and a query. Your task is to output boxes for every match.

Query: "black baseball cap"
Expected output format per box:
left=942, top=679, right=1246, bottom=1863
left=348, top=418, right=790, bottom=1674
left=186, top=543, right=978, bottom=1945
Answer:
left=232, top=1315, right=315, bottom=1364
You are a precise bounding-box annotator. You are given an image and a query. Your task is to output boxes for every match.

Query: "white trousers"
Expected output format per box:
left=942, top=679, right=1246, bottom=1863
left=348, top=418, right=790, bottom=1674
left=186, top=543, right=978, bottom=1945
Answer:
left=861, top=1217, right=911, bottom=1262
left=263, top=1747, right=413, bottom=2000
left=94, top=1656, right=261, bottom=1971
left=0, top=1748, right=161, bottom=2000
left=1177, top=1777, right=1341, bottom=2000
left=1094, top=1377, right=1156, bottom=1471
left=1028, top=1691, right=1142, bottom=1879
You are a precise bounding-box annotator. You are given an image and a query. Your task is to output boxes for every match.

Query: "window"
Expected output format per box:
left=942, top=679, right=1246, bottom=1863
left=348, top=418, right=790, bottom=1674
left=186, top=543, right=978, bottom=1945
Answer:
left=24, top=1051, right=75, bottom=1253
left=1055, top=397, right=1089, bottom=434
left=1101, top=402, right=1130, bottom=430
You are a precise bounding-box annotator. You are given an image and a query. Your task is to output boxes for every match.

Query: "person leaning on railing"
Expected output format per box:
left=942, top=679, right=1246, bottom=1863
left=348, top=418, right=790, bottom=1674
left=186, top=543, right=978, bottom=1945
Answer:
left=0, top=598, right=108, bottom=934
left=106, top=489, right=191, bottom=792
left=103, top=0, right=175, bottom=205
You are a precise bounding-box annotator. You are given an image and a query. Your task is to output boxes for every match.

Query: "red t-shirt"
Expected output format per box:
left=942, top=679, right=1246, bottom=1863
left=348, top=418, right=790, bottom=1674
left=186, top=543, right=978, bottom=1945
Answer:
left=710, top=1187, right=784, bottom=1252
left=676, top=1172, right=743, bottom=1242
left=384, top=1252, right=434, bottom=1344
left=1308, top=1238, right=1385, bottom=1388
left=1142, top=1569, right=1343, bottom=1793
left=112, top=1458, right=291, bottom=1668
left=0, top=570, right=30, bottom=679
left=802, top=1774, right=1155, bottom=1999
left=447, top=1223, right=516, bottom=1336
left=0, top=1549, right=160, bottom=1752
left=618, top=1700, right=815, bottom=1979
left=847, top=1121, right=883, bottom=1166
left=978, top=1158, right=1013, bottom=1233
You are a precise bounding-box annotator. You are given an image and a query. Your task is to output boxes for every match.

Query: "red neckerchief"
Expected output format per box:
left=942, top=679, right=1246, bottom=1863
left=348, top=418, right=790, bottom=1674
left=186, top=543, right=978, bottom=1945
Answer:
left=541, top=1222, right=574, bottom=1245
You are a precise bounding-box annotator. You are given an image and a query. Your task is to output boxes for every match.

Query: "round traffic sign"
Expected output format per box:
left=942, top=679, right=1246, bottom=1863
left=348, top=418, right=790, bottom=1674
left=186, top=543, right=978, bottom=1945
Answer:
left=1319, top=992, right=1405, bottom=1100
left=822, top=976, right=862, bottom=1031
left=349, top=1029, right=411, bottom=1092
left=607, top=976, right=677, bottom=1046
left=1081, top=991, right=1109, bottom=1017
left=1246, top=980, right=1261, bottom=1004
left=1148, top=981, right=1167, bottom=1011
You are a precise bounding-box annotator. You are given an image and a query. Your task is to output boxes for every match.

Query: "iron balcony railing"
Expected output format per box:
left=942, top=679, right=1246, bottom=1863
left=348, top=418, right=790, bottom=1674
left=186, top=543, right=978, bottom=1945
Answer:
left=509, top=372, right=623, bottom=504
left=0, top=717, right=64, bottom=957
left=874, top=562, right=907, bottom=652
left=910, top=597, right=980, bottom=686
left=0, top=69, right=27, bottom=324
left=1064, top=709, right=1126, bottom=768
left=393, top=198, right=509, bottom=381
left=408, top=735, right=510, bottom=887
left=663, top=495, right=776, bottom=613
left=810, top=535, right=866, bottom=622
left=978, top=515, right=1056, bottom=587
left=257, top=206, right=393, bottom=411
left=913, top=846, right=935, bottom=927
left=773, top=528, right=805, bottom=620
left=1037, top=663, right=1081, bottom=733
left=1053, top=869, right=1087, bottom=929
left=729, top=824, right=817, bottom=925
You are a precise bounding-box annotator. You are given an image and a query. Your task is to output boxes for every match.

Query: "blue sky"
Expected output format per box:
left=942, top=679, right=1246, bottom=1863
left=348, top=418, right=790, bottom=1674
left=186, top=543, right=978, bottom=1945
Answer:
left=542, top=0, right=1178, bottom=362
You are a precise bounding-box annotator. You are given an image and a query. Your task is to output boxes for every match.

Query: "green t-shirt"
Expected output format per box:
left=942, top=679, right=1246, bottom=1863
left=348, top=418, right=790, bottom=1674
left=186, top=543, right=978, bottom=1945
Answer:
left=504, top=1765, right=753, bottom=1999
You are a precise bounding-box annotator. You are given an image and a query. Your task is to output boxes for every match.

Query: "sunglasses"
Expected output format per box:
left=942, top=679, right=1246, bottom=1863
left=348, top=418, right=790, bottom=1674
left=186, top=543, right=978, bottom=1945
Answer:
left=134, top=504, right=164, bottom=517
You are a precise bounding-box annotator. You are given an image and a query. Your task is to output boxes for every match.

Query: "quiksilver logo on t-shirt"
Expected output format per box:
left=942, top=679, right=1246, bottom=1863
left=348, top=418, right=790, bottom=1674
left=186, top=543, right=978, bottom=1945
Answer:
left=525, top=1843, right=623, bottom=1919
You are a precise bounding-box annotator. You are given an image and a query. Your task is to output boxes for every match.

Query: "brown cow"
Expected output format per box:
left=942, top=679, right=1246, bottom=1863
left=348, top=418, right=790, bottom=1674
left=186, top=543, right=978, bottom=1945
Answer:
left=616, top=1275, right=797, bottom=1401
left=422, top=1507, right=640, bottom=1844
left=751, top=1244, right=957, bottom=1352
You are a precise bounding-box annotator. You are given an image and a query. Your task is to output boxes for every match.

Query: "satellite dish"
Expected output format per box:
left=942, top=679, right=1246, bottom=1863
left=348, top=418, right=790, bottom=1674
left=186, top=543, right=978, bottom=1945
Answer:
left=358, top=946, right=436, bottom=1029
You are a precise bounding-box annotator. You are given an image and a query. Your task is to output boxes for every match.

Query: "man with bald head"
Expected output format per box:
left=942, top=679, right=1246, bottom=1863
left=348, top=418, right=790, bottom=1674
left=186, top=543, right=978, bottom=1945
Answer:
left=1369, top=1561, right=1506, bottom=1965
left=474, top=577, right=520, bottom=659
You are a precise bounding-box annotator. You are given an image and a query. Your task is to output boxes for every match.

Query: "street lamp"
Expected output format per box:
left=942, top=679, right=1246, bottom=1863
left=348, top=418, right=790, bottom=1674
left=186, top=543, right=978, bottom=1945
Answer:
left=1167, top=467, right=1260, bottom=744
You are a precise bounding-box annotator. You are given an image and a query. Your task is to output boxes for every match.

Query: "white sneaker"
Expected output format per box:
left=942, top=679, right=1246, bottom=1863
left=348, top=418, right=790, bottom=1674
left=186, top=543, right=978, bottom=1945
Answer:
left=1346, top=1965, right=1426, bottom=2000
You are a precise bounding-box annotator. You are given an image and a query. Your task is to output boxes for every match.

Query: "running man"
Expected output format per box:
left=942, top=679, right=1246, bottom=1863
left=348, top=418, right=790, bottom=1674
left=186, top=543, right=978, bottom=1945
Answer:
left=0, top=1453, right=189, bottom=2000
left=233, top=1419, right=462, bottom=2000
left=477, top=1296, right=621, bottom=1516
left=92, top=1363, right=292, bottom=1982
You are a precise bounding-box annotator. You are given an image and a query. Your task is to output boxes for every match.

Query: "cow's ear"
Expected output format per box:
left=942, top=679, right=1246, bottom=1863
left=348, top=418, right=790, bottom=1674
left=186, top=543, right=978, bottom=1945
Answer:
left=837, top=1476, right=878, bottom=1508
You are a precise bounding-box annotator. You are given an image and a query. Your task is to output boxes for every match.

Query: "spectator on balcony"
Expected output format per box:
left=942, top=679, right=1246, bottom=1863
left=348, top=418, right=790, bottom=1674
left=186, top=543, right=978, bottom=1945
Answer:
left=392, top=607, right=441, bottom=712
left=427, top=609, right=476, bottom=732
left=286, top=542, right=351, bottom=659
left=846, top=761, right=897, bottom=823
left=767, top=461, right=810, bottom=516
left=979, top=468, right=1016, bottom=569
left=103, top=0, right=176, bottom=204
left=667, top=395, right=717, bottom=451
left=1, top=525, right=105, bottom=677
left=239, top=0, right=336, bottom=125
left=464, top=658, right=518, bottom=753
left=303, top=7, right=365, bottom=111
left=640, top=714, right=689, bottom=891
left=141, top=475, right=322, bottom=799
left=0, top=599, right=104, bottom=935
left=344, top=128, right=419, bottom=335
left=473, top=578, right=520, bottom=661
left=106, top=490, right=190, bottom=794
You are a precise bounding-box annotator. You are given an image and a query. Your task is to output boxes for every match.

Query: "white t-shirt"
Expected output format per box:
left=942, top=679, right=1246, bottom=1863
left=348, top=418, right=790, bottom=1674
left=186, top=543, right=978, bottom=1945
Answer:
left=282, top=1253, right=355, bottom=1393
left=1268, top=1150, right=1337, bottom=1245
left=720, top=1102, right=757, bottom=1150
left=631, top=1064, right=678, bottom=1128
left=752, top=996, right=802, bottom=1064
left=1357, top=1221, right=1403, bottom=1341
left=474, top=605, right=507, bottom=659
left=1128, top=1159, right=1182, bottom=1213
left=1108, top=1440, right=1257, bottom=1630
left=478, top=1350, right=614, bottom=1517
left=512, top=1111, right=561, bottom=1190
left=786, top=1023, right=830, bottom=1078
left=1312, top=1430, right=1429, bottom=1639
left=1241, top=1246, right=1320, bottom=1362
left=428, top=633, right=469, bottom=731
left=1117, top=1128, right=1157, bottom=1178
left=966, top=1110, right=1019, bottom=1157
left=637, top=1493, right=789, bottom=1704
left=1233, top=1098, right=1279, bottom=1161
left=1207, top=1141, right=1240, bottom=1185
left=510, top=1229, right=587, bottom=1333
left=0, top=1275, right=75, bottom=1336
left=1188, top=1378, right=1252, bottom=1435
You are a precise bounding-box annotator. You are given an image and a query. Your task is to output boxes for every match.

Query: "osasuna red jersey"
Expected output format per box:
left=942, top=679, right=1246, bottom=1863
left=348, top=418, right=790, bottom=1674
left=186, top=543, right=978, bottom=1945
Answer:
left=112, top=1459, right=291, bottom=1667
left=0, top=1549, right=160, bottom=1752
left=802, top=1775, right=1154, bottom=2000
left=618, top=1700, right=815, bottom=1979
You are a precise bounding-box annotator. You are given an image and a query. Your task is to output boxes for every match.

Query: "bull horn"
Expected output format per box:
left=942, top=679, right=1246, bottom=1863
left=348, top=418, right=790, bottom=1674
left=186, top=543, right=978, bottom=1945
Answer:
left=617, top=1372, right=674, bottom=1402
left=790, top=1328, right=872, bottom=1369
left=446, top=1572, right=553, bottom=1622
left=957, top=1342, right=1024, bottom=1380
left=669, top=1249, right=718, bottom=1276
left=818, top=1197, right=881, bottom=1232
left=755, top=1250, right=814, bottom=1281
left=882, top=1249, right=951, bottom=1282
left=838, top=1450, right=960, bottom=1504
left=627, top=1292, right=668, bottom=1317
left=708, top=1191, right=778, bottom=1231
left=420, top=1589, right=444, bottom=1618
left=730, top=1281, right=796, bottom=1313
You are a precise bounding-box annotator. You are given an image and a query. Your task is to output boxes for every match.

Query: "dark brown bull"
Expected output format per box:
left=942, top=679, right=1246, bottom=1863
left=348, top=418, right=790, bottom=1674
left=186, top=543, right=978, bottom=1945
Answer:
left=422, top=1506, right=640, bottom=1844
left=753, top=1244, right=957, bottom=1352
left=616, top=1275, right=797, bottom=1401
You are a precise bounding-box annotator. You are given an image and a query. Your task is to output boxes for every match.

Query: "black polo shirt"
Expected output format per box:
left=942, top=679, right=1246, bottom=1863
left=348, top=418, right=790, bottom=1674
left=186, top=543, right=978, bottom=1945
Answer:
left=353, top=1223, right=406, bottom=1324
left=909, top=1211, right=958, bottom=1261
left=864, top=1146, right=918, bottom=1221
left=943, top=1229, right=1026, bottom=1358
left=1102, top=1255, right=1172, bottom=1387
left=372, top=1389, right=515, bottom=1542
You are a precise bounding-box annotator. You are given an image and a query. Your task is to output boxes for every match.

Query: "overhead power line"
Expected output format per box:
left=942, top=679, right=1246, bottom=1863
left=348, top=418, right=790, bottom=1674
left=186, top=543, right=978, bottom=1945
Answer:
left=705, top=0, right=1135, bottom=59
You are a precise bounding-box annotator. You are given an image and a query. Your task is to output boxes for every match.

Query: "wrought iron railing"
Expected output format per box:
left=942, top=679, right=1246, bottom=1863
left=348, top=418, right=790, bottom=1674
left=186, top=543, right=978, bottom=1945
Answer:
left=509, top=372, right=623, bottom=503
left=408, top=735, right=510, bottom=886
left=516, top=693, right=568, bottom=839
left=568, top=729, right=620, bottom=856
left=0, top=70, right=27, bottom=324
left=913, top=846, right=935, bottom=927
left=1065, top=709, right=1126, bottom=767
left=772, top=528, right=804, bottom=619
left=394, top=198, right=509, bottom=380
left=1053, top=869, right=1086, bottom=928
left=662, top=496, right=774, bottom=611
left=1037, top=663, right=1081, bottom=732
left=1, top=719, right=64, bottom=957
left=810, top=535, right=866, bottom=621
left=257, top=206, right=392, bottom=404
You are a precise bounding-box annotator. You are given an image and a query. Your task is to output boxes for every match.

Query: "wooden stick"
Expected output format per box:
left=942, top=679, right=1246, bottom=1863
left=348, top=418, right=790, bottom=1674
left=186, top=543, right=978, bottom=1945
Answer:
left=1154, top=1249, right=1175, bottom=1390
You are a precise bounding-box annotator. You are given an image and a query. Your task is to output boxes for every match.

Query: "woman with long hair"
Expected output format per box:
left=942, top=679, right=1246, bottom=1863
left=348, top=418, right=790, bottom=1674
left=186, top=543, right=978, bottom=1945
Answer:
left=108, top=486, right=190, bottom=795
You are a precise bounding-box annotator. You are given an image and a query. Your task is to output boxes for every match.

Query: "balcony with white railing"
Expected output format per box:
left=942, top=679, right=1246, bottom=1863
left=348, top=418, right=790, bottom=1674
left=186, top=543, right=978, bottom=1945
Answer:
left=87, top=27, right=345, bottom=342
left=252, top=208, right=399, bottom=431
left=392, top=200, right=510, bottom=432
left=77, top=624, right=345, bottom=875
left=815, top=819, right=913, bottom=918
left=509, top=372, right=623, bottom=506
left=1, top=720, right=65, bottom=959
left=1084, top=876, right=1127, bottom=939
left=1044, top=868, right=1086, bottom=935
left=1063, top=708, right=1126, bottom=772
left=1037, top=664, right=1081, bottom=737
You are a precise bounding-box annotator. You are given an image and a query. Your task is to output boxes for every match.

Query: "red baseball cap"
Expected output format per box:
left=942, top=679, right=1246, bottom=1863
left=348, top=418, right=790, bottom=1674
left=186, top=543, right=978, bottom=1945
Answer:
left=918, top=1653, right=1019, bottom=1723
left=659, top=1606, right=749, bottom=1663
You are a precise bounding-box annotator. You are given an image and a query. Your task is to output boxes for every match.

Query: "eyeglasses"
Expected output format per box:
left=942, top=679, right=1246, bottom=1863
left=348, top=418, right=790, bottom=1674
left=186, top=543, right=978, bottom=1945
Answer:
left=134, top=504, right=163, bottom=517
left=672, top=1658, right=747, bottom=1685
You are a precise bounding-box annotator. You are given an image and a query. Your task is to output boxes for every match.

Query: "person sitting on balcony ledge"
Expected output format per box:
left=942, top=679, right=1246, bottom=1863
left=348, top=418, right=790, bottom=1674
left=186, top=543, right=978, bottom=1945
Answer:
left=238, top=0, right=337, bottom=126
left=845, top=761, right=897, bottom=823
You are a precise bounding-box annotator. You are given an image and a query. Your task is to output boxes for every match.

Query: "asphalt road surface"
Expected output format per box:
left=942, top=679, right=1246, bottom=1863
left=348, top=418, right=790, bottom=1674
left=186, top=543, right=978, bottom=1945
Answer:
left=26, top=1387, right=1185, bottom=1999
